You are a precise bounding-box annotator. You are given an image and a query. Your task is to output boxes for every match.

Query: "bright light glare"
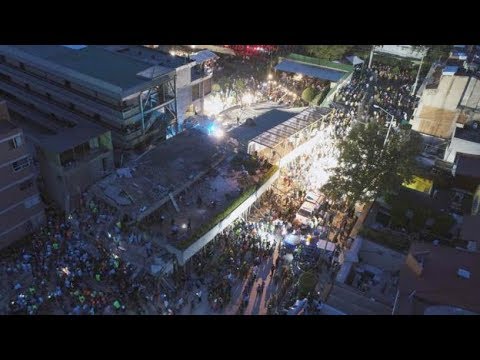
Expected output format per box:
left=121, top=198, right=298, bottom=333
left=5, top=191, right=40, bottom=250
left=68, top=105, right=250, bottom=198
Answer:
left=213, top=129, right=224, bottom=138
left=268, top=73, right=273, bottom=80
left=204, top=95, right=225, bottom=116
left=242, top=93, right=255, bottom=105
left=182, top=223, right=187, bottom=229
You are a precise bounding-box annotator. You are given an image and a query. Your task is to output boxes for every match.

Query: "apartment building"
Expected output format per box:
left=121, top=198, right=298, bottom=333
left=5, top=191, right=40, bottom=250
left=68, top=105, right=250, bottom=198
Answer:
left=0, top=101, right=45, bottom=249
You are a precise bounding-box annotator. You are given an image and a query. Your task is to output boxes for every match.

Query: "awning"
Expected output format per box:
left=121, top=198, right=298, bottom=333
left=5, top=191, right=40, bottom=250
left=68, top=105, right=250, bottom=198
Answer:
left=190, top=50, right=219, bottom=64
left=346, top=55, right=364, bottom=66
left=275, top=59, right=347, bottom=82
left=250, top=107, right=330, bottom=149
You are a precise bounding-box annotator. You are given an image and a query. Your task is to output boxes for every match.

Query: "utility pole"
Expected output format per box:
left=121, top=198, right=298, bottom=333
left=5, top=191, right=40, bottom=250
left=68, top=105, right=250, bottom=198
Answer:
left=368, top=45, right=375, bottom=69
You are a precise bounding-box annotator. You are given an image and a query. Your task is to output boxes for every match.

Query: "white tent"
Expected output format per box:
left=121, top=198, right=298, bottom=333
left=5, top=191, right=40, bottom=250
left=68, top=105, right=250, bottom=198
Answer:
left=346, top=55, right=364, bottom=66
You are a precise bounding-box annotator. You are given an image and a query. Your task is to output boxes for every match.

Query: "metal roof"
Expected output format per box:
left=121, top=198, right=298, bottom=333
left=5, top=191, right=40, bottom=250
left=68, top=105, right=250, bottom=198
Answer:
left=0, top=45, right=174, bottom=97
left=251, top=107, right=331, bottom=149
left=190, top=50, right=219, bottom=64
left=275, top=59, right=347, bottom=82
left=228, top=108, right=304, bottom=145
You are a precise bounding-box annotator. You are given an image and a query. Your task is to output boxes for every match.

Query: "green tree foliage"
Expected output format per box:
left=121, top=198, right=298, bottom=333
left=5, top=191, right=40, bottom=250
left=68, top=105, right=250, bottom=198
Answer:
left=233, top=78, right=247, bottom=103
left=298, top=271, right=317, bottom=298
left=303, top=45, right=353, bottom=61
left=301, top=86, right=318, bottom=104
left=322, top=122, right=423, bottom=209
left=424, top=45, right=451, bottom=63
left=431, top=213, right=455, bottom=237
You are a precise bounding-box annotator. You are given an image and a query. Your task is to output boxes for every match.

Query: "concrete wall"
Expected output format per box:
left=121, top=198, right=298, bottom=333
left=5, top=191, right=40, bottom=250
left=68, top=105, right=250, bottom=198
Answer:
left=444, top=136, right=480, bottom=163
left=177, top=169, right=280, bottom=265
left=460, top=77, right=480, bottom=110
left=374, top=45, right=427, bottom=60
left=40, top=150, right=114, bottom=212
left=412, top=76, right=469, bottom=138
left=359, top=239, right=405, bottom=272
left=175, top=66, right=193, bottom=130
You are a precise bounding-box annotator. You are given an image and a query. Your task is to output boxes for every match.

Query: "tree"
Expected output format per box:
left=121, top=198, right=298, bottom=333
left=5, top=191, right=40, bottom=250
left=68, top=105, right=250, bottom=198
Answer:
left=303, top=45, right=353, bottom=61
left=424, top=45, right=451, bottom=63
left=301, top=86, right=317, bottom=104
left=321, top=122, right=423, bottom=210
left=233, top=78, right=247, bottom=104
left=298, top=271, right=317, bottom=298
left=215, top=76, right=231, bottom=104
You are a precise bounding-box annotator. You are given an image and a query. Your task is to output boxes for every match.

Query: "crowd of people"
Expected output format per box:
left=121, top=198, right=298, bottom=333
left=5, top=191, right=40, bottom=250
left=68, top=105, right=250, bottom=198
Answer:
left=332, top=63, right=419, bottom=127
left=0, top=194, right=179, bottom=315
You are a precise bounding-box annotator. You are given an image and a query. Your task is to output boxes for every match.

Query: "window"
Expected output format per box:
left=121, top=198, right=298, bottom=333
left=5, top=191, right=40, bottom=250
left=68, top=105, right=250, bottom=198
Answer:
left=24, top=194, right=40, bottom=209
left=12, top=156, right=31, bottom=172
left=19, top=62, right=25, bottom=70
left=69, top=103, right=75, bottom=110
left=8, top=135, right=23, bottom=150
left=25, top=83, right=30, bottom=90
left=65, top=80, right=71, bottom=88
left=0, top=55, right=5, bottom=62
left=94, top=113, right=100, bottom=121
left=19, top=180, right=33, bottom=191
left=46, top=92, right=51, bottom=100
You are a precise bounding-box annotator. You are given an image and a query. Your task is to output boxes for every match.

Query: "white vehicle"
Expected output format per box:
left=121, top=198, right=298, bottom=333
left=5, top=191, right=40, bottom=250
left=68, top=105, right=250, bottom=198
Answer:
left=295, top=201, right=316, bottom=225
left=305, top=191, right=323, bottom=207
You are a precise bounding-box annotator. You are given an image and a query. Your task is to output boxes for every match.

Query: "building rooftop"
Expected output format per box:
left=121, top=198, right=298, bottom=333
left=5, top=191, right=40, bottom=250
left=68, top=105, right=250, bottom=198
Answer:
left=395, top=187, right=472, bottom=216
left=397, top=242, right=480, bottom=314
left=92, top=128, right=226, bottom=221
left=455, top=154, right=480, bottom=178
left=326, top=283, right=392, bottom=315
left=0, top=45, right=175, bottom=95
left=228, top=108, right=305, bottom=147
left=0, top=118, right=18, bottom=134
left=101, top=45, right=194, bottom=69
left=454, top=126, right=480, bottom=143
left=5, top=99, right=109, bottom=153
left=460, top=215, right=480, bottom=243
left=275, top=59, right=350, bottom=82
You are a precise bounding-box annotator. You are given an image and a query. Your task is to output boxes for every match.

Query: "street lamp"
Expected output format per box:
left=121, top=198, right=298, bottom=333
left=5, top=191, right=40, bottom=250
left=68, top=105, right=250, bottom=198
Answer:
left=268, top=73, right=273, bottom=80
left=373, top=104, right=395, bottom=147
